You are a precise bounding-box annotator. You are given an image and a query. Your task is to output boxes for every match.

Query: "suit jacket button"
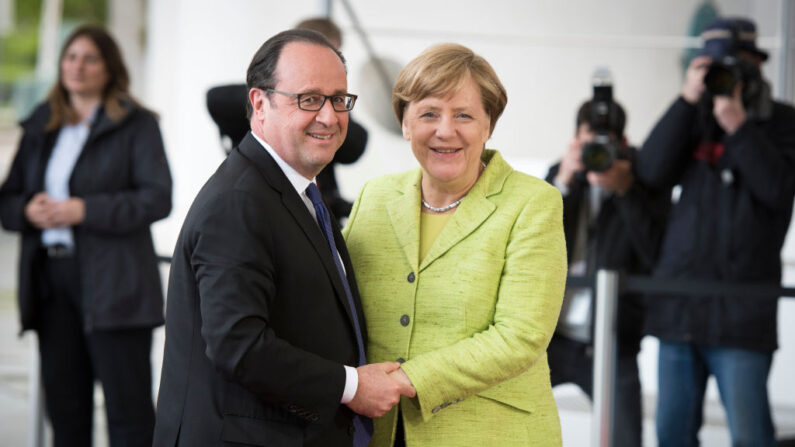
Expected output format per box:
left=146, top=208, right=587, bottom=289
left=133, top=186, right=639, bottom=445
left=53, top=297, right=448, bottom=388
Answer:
left=407, top=272, right=415, bottom=282
left=432, top=406, right=441, bottom=413
left=400, top=314, right=410, bottom=326
left=348, top=424, right=356, bottom=435
left=396, top=357, right=405, bottom=364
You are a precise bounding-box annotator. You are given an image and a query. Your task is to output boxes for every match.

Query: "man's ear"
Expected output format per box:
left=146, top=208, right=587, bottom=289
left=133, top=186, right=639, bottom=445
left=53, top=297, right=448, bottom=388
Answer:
left=249, top=88, right=266, bottom=119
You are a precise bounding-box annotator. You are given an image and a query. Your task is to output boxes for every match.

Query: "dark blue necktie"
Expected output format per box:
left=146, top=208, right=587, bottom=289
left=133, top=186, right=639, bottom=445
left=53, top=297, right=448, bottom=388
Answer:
left=305, top=183, right=372, bottom=446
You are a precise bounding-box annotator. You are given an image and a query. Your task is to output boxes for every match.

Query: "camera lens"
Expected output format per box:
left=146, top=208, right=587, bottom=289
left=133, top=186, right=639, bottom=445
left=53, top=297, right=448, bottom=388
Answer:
left=704, top=63, right=738, bottom=96
left=582, top=141, right=614, bottom=172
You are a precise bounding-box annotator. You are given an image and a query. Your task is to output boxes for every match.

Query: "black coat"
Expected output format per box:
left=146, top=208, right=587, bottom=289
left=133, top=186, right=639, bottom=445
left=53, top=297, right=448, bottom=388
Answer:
left=0, top=102, right=172, bottom=333
left=546, top=149, right=669, bottom=348
left=635, top=96, right=795, bottom=352
left=153, top=134, right=366, bottom=447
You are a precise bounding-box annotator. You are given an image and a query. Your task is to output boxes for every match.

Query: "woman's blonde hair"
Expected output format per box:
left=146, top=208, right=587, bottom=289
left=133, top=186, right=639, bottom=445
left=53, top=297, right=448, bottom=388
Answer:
left=46, top=25, right=140, bottom=131
left=392, top=43, right=507, bottom=136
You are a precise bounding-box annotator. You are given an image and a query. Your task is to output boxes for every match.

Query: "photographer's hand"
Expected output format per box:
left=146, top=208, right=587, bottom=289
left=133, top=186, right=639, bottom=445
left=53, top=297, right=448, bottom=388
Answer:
left=555, top=139, right=584, bottom=188
left=587, top=160, right=634, bottom=196
left=713, top=82, right=746, bottom=135
left=682, top=56, right=711, bottom=104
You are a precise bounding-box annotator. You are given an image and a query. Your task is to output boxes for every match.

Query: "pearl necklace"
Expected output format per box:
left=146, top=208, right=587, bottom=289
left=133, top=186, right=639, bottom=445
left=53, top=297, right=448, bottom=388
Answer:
left=421, top=161, right=486, bottom=213
left=422, top=197, right=463, bottom=213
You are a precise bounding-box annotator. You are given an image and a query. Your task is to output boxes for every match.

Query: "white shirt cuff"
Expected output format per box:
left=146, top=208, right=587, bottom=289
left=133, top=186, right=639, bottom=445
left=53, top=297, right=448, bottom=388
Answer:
left=340, top=365, right=358, bottom=404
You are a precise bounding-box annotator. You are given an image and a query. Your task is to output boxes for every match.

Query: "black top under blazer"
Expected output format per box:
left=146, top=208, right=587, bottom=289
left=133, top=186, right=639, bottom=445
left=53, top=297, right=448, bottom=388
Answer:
left=153, top=133, right=367, bottom=447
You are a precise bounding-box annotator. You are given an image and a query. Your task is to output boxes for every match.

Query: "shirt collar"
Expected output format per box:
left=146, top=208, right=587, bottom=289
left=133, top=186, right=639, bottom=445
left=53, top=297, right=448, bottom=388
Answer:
left=251, top=132, right=315, bottom=195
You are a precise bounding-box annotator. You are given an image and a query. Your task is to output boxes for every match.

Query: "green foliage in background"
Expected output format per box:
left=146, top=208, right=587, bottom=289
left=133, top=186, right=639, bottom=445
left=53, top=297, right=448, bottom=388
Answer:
left=0, top=0, right=107, bottom=87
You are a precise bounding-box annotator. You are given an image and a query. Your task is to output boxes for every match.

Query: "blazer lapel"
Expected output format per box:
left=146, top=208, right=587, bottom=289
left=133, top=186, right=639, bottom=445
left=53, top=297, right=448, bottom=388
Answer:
left=386, top=169, right=422, bottom=274
left=419, top=194, right=495, bottom=272
left=419, top=150, right=507, bottom=271
left=237, top=134, right=356, bottom=325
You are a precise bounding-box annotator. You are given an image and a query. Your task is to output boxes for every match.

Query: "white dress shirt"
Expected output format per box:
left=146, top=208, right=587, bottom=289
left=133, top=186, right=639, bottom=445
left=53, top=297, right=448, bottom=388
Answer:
left=41, top=118, right=92, bottom=247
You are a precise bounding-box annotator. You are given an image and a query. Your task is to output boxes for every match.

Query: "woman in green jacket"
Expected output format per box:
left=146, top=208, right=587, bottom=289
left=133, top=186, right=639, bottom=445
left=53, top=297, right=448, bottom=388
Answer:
left=343, top=43, right=566, bottom=446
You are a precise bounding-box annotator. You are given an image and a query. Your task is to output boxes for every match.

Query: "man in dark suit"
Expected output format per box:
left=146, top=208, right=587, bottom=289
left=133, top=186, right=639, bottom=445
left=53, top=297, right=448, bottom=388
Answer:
left=153, top=29, right=415, bottom=447
left=206, top=17, right=368, bottom=224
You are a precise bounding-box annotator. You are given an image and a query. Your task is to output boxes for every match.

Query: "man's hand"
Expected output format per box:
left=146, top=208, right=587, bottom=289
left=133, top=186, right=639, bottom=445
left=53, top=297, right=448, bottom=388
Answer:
left=682, top=56, right=711, bottom=104
left=555, top=138, right=585, bottom=187
left=713, top=82, right=746, bottom=135
left=388, top=368, right=413, bottom=388
left=345, top=362, right=416, bottom=418
left=587, top=159, right=634, bottom=196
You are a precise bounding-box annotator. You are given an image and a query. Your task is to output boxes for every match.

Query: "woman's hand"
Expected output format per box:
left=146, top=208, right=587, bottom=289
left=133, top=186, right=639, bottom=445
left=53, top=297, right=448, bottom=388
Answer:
left=24, top=193, right=85, bottom=228
left=49, top=197, right=86, bottom=227
left=24, top=192, right=55, bottom=229
left=346, top=362, right=416, bottom=418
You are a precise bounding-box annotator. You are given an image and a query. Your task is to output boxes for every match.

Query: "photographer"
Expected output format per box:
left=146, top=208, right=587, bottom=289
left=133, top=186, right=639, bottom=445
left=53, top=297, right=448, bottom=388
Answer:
left=546, top=94, right=668, bottom=447
left=635, top=17, right=795, bottom=446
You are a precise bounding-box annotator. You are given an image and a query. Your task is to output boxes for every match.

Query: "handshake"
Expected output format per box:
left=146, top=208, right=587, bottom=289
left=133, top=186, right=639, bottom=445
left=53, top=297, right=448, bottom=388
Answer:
left=346, top=362, right=417, bottom=418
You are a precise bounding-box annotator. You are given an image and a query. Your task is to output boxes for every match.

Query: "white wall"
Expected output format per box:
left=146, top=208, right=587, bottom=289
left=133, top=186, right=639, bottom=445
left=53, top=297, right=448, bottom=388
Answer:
left=142, top=0, right=794, bottom=425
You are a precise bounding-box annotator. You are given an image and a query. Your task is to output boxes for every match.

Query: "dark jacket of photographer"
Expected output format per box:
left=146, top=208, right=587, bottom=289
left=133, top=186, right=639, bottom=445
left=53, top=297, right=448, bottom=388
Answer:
left=547, top=148, right=669, bottom=350
left=0, top=102, right=172, bottom=333
left=635, top=96, right=795, bottom=352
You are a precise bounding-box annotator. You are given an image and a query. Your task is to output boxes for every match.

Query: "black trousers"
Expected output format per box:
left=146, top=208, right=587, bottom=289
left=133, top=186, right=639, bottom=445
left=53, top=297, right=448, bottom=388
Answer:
left=547, top=334, right=642, bottom=447
left=36, top=256, right=155, bottom=447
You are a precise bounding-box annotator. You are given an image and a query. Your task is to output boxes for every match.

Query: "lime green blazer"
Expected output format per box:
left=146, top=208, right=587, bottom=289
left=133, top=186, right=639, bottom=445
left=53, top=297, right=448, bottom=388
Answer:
left=343, top=150, right=566, bottom=446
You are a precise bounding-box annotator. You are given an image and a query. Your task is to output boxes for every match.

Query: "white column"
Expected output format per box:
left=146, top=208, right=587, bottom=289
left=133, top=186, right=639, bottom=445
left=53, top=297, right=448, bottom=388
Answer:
left=35, top=0, right=62, bottom=83
left=0, top=0, right=14, bottom=36
left=108, top=0, right=146, bottom=98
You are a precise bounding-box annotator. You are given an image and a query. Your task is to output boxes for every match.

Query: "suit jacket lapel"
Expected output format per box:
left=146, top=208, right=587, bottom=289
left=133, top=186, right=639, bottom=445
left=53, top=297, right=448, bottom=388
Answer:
left=237, top=134, right=357, bottom=326
left=386, top=169, right=422, bottom=274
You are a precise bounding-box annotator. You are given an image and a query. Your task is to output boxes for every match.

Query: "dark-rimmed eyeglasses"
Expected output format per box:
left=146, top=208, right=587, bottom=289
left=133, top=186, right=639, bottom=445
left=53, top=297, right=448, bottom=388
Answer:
left=266, top=88, right=357, bottom=112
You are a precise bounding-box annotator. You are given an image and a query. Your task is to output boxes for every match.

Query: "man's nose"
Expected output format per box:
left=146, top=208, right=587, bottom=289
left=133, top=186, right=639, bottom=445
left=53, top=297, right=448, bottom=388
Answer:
left=315, top=98, right=340, bottom=125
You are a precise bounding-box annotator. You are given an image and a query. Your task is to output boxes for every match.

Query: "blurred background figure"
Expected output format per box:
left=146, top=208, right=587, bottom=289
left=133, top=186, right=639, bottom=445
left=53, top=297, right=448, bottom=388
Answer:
left=0, top=24, right=172, bottom=447
left=545, top=77, right=669, bottom=447
left=636, top=17, right=795, bottom=447
left=205, top=16, right=368, bottom=223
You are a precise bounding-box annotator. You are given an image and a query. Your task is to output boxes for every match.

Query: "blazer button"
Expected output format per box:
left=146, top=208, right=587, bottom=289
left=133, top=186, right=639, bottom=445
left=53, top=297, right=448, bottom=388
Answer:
left=396, top=357, right=405, bottom=364
left=400, top=314, right=410, bottom=326
left=348, top=424, right=356, bottom=435
left=407, top=272, right=415, bottom=282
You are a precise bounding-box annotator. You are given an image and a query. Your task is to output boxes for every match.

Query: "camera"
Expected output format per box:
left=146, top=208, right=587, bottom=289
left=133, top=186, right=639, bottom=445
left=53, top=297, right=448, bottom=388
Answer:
left=581, top=69, right=622, bottom=172
left=703, top=26, right=763, bottom=102
left=704, top=54, right=763, bottom=104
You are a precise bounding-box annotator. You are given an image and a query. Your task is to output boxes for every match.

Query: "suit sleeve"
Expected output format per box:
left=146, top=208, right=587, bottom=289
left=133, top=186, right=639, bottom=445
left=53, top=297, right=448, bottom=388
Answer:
left=191, top=189, right=345, bottom=420
left=399, top=186, right=567, bottom=421
left=81, top=112, right=173, bottom=234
